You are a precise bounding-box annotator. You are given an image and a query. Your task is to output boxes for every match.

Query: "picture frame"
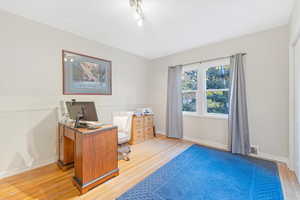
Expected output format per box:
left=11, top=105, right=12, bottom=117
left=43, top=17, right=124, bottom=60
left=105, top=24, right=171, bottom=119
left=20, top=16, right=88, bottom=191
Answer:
left=62, top=50, right=112, bottom=95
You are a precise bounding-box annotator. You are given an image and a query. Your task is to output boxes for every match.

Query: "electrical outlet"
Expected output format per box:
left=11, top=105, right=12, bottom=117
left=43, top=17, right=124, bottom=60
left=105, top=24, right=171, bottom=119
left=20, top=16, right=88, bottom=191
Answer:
left=250, top=146, right=258, bottom=155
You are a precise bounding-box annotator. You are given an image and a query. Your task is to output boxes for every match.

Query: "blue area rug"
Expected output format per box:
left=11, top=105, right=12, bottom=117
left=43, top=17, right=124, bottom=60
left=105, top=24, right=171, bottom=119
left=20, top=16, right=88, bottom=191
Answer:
left=117, top=144, right=283, bottom=200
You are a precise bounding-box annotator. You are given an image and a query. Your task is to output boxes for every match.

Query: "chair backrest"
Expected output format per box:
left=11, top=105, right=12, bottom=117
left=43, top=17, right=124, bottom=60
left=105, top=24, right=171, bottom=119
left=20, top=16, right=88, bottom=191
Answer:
left=113, top=112, right=133, bottom=139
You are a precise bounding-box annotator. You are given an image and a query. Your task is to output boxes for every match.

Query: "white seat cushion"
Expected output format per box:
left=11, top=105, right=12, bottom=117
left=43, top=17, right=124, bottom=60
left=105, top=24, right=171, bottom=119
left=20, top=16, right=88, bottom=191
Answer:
left=118, top=131, right=130, bottom=144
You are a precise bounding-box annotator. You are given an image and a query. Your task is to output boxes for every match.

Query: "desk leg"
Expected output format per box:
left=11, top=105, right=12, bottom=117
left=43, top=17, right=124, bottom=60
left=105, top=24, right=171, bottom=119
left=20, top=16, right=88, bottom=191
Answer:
left=72, top=170, right=119, bottom=194
left=57, top=125, right=74, bottom=170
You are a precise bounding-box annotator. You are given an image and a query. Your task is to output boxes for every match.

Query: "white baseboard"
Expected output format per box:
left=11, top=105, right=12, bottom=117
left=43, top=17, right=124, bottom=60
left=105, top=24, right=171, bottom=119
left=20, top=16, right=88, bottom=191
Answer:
left=249, top=152, right=288, bottom=164
left=184, top=136, right=228, bottom=150
left=182, top=136, right=289, bottom=164
left=287, top=159, right=294, bottom=171
left=156, top=130, right=166, bottom=135
left=0, top=157, right=57, bottom=179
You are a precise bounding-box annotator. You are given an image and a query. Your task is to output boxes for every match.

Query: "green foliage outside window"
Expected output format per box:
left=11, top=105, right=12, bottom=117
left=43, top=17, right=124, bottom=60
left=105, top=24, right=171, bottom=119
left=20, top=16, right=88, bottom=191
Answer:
left=182, top=70, right=197, bottom=112
left=206, top=65, right=230, bottom=114
left=206, top=66, right=230, bottom=89
left=182, top=71, right=197, bottom=90
left=207, top=91, right=229, bottom=114
left=182, top=92, right=196, bottom=112
left=181, top=65, right=230, bottom=114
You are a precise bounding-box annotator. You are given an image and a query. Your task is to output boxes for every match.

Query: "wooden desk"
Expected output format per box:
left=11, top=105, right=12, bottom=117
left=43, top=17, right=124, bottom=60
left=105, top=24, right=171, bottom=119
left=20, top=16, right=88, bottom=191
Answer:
left=57, top=123, right=119, bottom=194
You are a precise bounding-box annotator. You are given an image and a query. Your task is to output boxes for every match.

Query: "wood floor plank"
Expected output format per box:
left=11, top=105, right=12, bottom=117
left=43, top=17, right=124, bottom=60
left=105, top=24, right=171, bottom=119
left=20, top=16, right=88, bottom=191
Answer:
left=0, top=136, right=298, bottom=200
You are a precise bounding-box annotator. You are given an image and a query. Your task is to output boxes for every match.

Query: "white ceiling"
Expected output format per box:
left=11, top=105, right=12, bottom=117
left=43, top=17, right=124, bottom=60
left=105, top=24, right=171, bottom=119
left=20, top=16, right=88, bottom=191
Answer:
left=0, top=0, right=295, bottom=59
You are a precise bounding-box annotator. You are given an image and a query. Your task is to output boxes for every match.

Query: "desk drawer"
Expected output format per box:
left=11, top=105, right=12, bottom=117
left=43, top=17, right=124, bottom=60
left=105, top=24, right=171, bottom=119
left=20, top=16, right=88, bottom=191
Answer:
left=144, top=127, right=154, bottom=140
left=133, top=128, right=144, bottom=138
left=131, top=128, right=145, bottom=144
left=144, top=116, right=153, bottom=127
left=133, top=116, right=144, bottom=129
left=64, top=128, right=75, bottom=140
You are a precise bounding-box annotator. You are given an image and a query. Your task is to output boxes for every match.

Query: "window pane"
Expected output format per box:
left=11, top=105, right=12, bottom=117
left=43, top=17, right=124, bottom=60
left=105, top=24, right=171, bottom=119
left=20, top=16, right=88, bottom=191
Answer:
left=206, top=65, right=230, bottom=89
left=182, top=70, right=198, bottom=90
left=207, top=91, right=229, bottom=114
left=182, top=92, right=196, bottom=112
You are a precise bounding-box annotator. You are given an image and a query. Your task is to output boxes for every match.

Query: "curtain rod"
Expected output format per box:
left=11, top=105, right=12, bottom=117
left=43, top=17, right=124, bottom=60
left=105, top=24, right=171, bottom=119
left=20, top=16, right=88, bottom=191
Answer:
left=171, top=53, right=247, bottom=68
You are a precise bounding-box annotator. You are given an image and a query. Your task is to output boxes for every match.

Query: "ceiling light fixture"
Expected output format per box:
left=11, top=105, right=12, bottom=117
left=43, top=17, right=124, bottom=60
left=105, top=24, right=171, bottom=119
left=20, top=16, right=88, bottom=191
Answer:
left=129, top=0, right=144, bottom=27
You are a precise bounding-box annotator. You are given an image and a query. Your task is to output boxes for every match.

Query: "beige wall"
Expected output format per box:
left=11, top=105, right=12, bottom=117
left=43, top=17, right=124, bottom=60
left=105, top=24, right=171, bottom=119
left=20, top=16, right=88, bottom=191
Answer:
left=150, top=26, right=289, bottom=161
left=0, top=10, right=151, bottom=178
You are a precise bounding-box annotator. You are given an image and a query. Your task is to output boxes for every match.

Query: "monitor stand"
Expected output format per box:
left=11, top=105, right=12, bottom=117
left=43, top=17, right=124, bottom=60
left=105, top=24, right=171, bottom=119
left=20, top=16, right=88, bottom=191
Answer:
left=75, top=120, right=103, bottom=129
left=75, top=122, right=89, bottom=128
left=74, top=114, right=86, bottom=128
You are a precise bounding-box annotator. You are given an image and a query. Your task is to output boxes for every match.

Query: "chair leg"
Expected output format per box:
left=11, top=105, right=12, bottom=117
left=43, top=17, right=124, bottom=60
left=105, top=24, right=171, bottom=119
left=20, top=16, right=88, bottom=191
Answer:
left=118, top=143, right=131, bottom=161
left=122, top=153, right=130, bottom=161
left=124, top=156, right=130, bottom=161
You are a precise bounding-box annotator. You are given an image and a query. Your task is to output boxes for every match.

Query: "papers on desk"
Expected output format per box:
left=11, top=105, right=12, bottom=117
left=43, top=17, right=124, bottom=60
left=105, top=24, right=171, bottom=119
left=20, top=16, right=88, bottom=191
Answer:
left=85, top=121, right=105, bottom=129
left=85, top=121, right=104, bottom=126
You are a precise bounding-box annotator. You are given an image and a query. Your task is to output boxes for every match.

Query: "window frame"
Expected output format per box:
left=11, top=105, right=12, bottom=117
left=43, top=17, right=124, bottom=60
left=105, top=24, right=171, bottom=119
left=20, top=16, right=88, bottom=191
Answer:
left=182, top=59, right=230, bottom=119
left=181, top=65, right=202, bottom=114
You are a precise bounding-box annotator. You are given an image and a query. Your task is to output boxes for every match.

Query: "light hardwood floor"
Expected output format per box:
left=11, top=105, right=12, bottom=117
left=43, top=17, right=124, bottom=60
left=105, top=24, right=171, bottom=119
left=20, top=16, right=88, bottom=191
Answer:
left=0, top=136, right=299, bottom=200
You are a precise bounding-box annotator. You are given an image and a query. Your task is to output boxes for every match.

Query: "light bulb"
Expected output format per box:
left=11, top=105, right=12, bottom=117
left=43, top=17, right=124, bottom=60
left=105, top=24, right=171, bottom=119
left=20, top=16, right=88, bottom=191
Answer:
left=129, top=0, right=144, bottom=27
left=133, top=11, right=140, bottom=20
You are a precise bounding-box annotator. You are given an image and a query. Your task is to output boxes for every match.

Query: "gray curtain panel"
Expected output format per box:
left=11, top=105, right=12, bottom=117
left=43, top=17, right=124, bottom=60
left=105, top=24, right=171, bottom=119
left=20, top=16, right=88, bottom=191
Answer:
left=229, top=54, right=250, bottom=155
left=166, top=65, right=183, bottom=138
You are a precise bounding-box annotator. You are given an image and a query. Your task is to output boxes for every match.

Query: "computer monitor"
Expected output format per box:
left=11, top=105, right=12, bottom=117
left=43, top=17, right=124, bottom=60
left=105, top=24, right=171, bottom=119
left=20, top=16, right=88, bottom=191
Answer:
left=65, top=101, right=98, bottom=121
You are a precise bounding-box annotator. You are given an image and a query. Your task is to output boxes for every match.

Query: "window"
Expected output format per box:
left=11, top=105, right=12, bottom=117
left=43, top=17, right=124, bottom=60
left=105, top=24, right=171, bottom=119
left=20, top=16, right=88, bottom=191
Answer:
left=206, top=65, right=230, bottom=114
left=182, top=70, right=198, bottom=112
left=181, top=59, right=230, bottom=117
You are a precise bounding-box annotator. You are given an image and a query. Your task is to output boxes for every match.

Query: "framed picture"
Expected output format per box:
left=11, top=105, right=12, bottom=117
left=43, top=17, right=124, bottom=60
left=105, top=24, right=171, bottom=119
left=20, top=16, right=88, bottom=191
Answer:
left=62, top=50, right=112, bottom=95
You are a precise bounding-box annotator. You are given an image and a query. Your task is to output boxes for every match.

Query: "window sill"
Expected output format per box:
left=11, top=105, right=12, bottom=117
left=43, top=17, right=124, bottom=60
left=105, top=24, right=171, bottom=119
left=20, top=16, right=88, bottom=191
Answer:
left=183, top=112, right=228, bottom=120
